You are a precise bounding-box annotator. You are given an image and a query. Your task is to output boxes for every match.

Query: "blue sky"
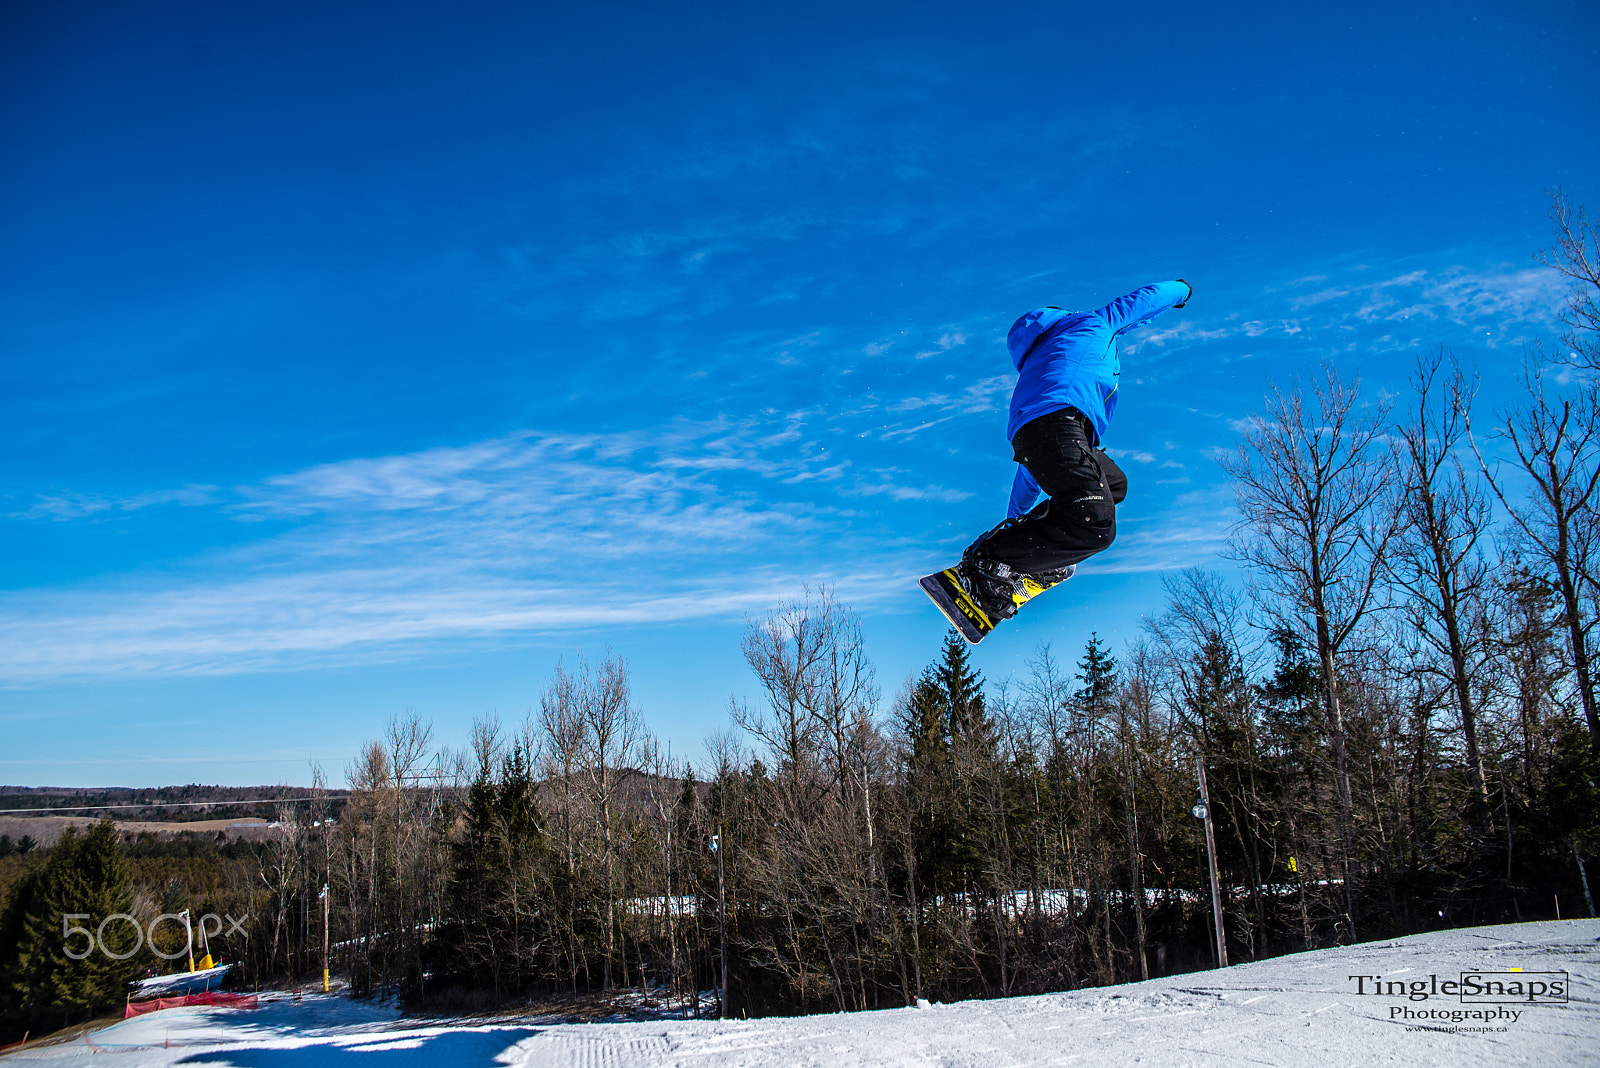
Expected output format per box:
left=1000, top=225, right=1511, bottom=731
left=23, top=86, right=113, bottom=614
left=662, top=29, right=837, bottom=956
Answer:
left=2, top=0, right=1596, bottom=787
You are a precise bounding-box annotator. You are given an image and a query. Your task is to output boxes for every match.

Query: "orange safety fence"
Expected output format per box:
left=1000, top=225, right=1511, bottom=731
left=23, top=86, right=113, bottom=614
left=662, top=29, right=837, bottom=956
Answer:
left=125, top=991, right=259, bottom=1018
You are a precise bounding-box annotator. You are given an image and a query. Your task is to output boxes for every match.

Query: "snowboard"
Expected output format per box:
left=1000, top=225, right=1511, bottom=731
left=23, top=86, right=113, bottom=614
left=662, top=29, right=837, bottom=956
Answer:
left=918, top=568, right=995, bottom=644
left=918, top=566, right=1070, bottom=645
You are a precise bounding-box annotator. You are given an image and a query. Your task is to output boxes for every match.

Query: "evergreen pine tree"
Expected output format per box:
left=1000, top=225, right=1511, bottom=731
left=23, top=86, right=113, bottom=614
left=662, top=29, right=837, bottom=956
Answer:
left=1075, top=632, right=1118, bottom=728
left=0, top=821, right=136, bottom=1042
left=905, top=633, right=997, bottom=908
left=940, top=633, right=992, bottom=757
left=443, top=741, right=553, bottom=997
left=1261, top=625, right=1319, bottom=734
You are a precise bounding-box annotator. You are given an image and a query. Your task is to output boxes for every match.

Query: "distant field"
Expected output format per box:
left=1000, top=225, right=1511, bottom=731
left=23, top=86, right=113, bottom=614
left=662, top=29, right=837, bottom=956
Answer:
left=0, top=785, right=342, bottom=849
left=0, top=815, right=272, bottom=849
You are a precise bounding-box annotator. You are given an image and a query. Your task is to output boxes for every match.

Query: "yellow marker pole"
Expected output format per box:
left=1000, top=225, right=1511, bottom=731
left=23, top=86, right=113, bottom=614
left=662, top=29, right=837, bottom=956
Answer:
left=321, top=882, right=331, bottom=993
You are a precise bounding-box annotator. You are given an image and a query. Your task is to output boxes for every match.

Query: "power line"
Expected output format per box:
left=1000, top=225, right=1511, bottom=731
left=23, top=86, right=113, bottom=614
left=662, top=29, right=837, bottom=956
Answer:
left=0, top=795, right=351, bottom=815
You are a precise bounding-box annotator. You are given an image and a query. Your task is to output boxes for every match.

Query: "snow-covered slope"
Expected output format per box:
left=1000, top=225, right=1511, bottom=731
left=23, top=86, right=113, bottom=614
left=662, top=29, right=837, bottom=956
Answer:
left=6, top=920, right=1597, bottom=1066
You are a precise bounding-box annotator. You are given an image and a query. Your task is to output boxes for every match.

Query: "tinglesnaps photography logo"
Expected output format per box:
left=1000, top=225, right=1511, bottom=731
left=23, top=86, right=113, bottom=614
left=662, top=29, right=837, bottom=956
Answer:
left=1348, top=970, right=1568, bottom=1032
left=61, top=911, right=248, bottom=960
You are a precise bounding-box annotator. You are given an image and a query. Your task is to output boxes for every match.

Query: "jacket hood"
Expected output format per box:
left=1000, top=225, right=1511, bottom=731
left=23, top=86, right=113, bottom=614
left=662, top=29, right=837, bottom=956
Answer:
left=1006, top=307, right=1071, bottom=371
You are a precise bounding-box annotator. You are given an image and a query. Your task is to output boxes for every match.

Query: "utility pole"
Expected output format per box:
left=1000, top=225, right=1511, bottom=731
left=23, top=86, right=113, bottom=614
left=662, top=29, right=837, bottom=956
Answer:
left=320, top=884, right=330, bottom=993
left=1193, top=758, right=1228, bottom=967
left=712, top=832, right=729, bottom=1018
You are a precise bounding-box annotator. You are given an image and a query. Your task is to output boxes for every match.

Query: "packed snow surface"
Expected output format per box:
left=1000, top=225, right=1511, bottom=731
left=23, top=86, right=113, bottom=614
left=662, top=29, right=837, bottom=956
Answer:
left=5, top=920, right=1597, bottom=1066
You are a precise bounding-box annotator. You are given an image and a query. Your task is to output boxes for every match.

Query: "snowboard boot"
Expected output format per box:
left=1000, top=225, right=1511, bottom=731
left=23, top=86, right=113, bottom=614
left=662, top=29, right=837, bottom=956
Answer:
left=919, top=505, right=1081, bottom=643
left=959, top=552, right=1026, bottom=621
left=962, top=507, right=1078, bottom=615
left=919, top=555, right=1021, bottom=645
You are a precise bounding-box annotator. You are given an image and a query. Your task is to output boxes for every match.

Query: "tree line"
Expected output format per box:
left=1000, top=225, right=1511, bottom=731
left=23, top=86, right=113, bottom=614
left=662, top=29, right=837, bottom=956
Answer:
left=2, top=195, right=1598, bottom=1041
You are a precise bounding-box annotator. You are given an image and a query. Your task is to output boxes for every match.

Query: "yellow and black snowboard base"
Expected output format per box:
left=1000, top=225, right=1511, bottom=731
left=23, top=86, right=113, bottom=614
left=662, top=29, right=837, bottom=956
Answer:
left=919, top=568, right=996, bottom=645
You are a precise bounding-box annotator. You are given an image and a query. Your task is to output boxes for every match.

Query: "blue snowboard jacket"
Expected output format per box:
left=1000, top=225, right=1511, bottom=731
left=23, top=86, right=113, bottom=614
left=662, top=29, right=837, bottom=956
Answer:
left=1005, top=280, right=1190, bottom=517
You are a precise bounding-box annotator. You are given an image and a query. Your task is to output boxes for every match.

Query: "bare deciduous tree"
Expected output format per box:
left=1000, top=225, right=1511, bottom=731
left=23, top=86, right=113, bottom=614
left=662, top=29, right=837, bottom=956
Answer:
left=733, top=586, right=876, bottom=792
left=1540, top=190, right=1600, bottom=370
left=541, top=652, right=649, bottom=988
left=1220, top=367, right=1400, bottom=935
left=1472, top=368, right=1600, bottom=752
left=1389, top=352, right=1495, bottom=802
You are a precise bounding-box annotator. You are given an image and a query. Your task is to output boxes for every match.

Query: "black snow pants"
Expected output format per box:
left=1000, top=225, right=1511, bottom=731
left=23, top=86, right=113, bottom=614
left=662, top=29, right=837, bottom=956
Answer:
left=967, top=407, right=1128, bottom=575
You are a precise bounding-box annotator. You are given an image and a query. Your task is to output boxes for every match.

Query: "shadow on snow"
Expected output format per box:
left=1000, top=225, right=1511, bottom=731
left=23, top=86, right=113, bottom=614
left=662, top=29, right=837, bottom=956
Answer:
left=176, top=1027, right=543, bottom=1067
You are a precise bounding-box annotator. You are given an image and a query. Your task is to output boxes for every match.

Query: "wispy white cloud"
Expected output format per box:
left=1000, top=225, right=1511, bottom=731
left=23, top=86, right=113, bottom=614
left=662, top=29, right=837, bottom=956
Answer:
left=914, top=329, right=971, bottom=359
left=1088, top=484, right=1234, bottom=575
left=878, top=417, right=956, bottom=440
left=1286, top=265, right=1561, bottom=331
left=886, top=374, right=1011, bottom=416
left=847, top=470, right=971, bottom=503
left=1130, top=262, right=1563, bottom=361
left=0, top=420, right=943, bottom=684
left=18, top=485, right=221, bottom=521
left=0, top=569, right=811, bottom=681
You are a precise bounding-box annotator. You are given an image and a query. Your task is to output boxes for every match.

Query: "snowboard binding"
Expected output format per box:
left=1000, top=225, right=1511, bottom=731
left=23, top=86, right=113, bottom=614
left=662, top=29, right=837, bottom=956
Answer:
left=918, top=558, right=1075, bottom=645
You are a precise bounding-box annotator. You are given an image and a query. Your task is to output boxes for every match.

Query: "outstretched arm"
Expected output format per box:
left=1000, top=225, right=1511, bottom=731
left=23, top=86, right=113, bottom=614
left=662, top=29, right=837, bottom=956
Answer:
left=1007, top=465, right=1045, bottom=519
left=1096, top=279, right=1191, bottom=333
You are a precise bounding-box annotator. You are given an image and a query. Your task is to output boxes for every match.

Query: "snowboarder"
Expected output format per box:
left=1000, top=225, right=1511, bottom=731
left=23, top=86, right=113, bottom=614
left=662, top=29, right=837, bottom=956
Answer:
left=920, top=279, right=1192, bottom=643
